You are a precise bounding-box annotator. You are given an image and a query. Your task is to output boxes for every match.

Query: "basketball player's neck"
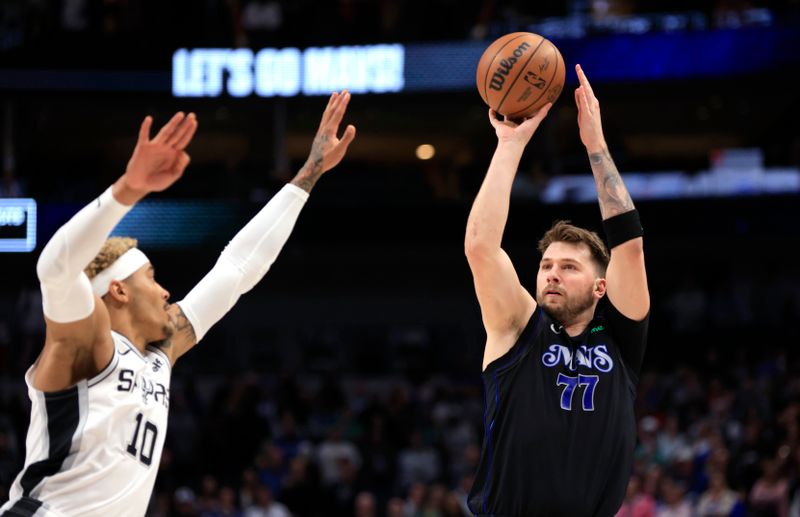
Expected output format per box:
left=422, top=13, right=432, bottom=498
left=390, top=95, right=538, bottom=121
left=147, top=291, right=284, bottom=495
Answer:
left=108, top=311, right=149, bottom=353
left=563, top=316, right=593, bottom=338
left=554, top=307, right=596, bottom=338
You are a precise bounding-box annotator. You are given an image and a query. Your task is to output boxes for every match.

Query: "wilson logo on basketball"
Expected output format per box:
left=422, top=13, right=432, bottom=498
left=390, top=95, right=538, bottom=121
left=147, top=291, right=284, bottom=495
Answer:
left=488, top=41, right=532, bottom=91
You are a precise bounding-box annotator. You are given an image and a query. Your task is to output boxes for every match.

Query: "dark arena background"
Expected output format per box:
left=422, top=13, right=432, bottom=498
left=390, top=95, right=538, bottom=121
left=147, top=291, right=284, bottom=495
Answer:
left=2, top=1, right=800, bottom=515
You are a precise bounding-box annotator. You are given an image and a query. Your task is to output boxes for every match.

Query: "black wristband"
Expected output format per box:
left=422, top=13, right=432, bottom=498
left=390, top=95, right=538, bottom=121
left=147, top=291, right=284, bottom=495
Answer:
left=603, top=210, right=643, bottom=249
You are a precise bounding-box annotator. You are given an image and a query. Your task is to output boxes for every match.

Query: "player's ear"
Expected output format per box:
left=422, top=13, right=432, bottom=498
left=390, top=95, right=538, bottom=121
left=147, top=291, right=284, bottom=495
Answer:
left=107, top=280, right=130, bottom=303
left=593, top=278, right=607, bottom=298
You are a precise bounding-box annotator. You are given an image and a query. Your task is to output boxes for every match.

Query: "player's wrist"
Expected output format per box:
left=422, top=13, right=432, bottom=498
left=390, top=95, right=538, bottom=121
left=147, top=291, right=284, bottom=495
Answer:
left=113, top=176, right=148, bottom=205
left=496, top=138, right=528, bottom=152
left=290, top=164, right=322, bottom=193
left=584, top=140, right=607, bottom=155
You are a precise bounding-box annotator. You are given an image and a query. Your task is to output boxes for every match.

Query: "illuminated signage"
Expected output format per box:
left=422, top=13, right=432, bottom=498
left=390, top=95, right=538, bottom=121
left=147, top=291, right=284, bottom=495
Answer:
left=0, top=198, right=37, bottom=252
left=173, top=44, right=405, bottom=97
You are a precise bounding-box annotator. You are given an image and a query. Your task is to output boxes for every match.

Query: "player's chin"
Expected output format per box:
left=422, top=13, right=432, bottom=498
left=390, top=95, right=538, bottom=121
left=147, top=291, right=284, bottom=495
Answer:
left=540, top=296, right=563, bottom=308
left=164, top=320, right=176, bottom=339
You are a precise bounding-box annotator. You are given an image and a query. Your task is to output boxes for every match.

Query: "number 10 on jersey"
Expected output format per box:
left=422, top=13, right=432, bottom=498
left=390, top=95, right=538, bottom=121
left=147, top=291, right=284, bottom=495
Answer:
left=127, top=412, right=159, bottom=466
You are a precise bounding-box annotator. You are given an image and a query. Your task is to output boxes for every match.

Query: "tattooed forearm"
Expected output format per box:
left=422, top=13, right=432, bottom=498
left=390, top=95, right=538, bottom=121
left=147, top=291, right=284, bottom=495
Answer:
left=157, top=305, right=196, bottom=352
left=290, top=166, right=321, bottom=192
left=589, top=149, right=635, bottom=219
left=291, top=134, right=328, bottom=193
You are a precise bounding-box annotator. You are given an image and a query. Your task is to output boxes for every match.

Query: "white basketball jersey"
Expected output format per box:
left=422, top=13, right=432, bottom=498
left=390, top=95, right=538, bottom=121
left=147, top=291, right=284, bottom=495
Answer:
left=1, top=331, right=172, bottom=517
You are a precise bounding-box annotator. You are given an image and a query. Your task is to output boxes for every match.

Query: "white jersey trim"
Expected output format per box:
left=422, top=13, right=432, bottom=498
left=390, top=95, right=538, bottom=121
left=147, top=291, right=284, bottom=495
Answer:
left=111, top=331, right=146, bottom=362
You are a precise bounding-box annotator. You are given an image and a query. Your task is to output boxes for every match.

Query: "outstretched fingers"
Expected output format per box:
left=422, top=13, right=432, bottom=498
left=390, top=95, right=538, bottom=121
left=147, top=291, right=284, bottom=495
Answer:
left=325, top=90, right=351, bottom=135
left=319, top=91, right=340, bottom=129
left=338, top=124, right=356, bottom=150
left=168, top=113, right=198, bottom=150
left=175, top=152, right=191, bottom=175
left=138, top=116, right=153, bottom=144
left=488, top=108, right=503, bottom=127
left=575, top=64, right=595, bottom=99
left=152, top=112, right=186, bottom=144
left=575, top=85, right=592, bottom=116
left=530, top=103, right=552, bottom=123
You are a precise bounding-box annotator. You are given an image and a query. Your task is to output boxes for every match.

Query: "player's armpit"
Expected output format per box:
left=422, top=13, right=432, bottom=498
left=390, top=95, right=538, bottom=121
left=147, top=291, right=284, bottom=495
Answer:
left=605, top=237, right=649, bottom=321
left=154, top=303, right=197, bottom=364
left=466, top=246, right=536, bottom=370
left=466, top=246, right=536, bottom=335
left=34, top=297, right=114, bottom=391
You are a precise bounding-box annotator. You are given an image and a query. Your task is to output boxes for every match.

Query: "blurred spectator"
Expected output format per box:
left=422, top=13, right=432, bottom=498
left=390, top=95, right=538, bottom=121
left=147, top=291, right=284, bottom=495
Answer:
left=330, top=455, right=367, bottom=516
left=254, top=443, right=286, bottom=499
left=615, top=474, right=656, bottom=517
left=174, top=486, right=198, bottom=517
left=386, top=496, right=405, bottom=517
left=405, top=482, right=427, bottom=516
left=197, top=475, right=221, bottom=516
left=695, top=468, right=744, bottom=517
left=279, top=455, right=325, bottom=516
left=354, top=491, right=376, bottom=517
left=207, top=486, right=241, bottom=517
left=397, top=430, right=442, bottom=490
left=656, top=477, right=692, bottom=517
left=657, top=414, right=688, bottom=465
left=750, top=457, right=790, bottom=517
left=422, top=483, right=447, bottom=516
left=243, top=485, right=290, bottom=517
left=239, top=468, right=260, bottom=509
left=317, top=426, right=362, bottom=487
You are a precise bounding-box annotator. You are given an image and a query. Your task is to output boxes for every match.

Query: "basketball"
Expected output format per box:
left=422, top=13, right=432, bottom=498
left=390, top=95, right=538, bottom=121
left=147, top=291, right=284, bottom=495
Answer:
left=476, top=32, right=565, bottom=119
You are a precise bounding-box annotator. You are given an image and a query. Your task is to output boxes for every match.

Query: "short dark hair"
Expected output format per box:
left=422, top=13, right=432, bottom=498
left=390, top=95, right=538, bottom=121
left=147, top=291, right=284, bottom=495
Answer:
left=537, top=220, right=610, bottom=276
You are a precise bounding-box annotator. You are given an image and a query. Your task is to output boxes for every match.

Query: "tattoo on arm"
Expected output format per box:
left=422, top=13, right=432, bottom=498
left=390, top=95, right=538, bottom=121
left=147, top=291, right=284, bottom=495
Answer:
left=157, top=305, right=196, bottom=352
left=291, top=134, right=329, bottom=193
left=589, top=149, right=635, bottom=219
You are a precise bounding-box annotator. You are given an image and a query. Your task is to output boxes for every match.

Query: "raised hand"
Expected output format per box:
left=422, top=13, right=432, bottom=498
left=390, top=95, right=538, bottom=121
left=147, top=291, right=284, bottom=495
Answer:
left=574, top=64, right=606, bottom=153
left=489, top=104, right=552, bottom=145
left=292, top=91, right=356, bottom=192
left=308, top=91, right=356, bottom=173
left=122, top=112, right=198, bottom=196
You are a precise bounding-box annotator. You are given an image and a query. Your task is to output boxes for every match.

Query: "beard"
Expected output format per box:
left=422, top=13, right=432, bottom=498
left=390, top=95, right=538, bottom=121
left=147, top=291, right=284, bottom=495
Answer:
left=161, top=322, right=176, bottom=339
left=537, top=286, right=595, bottom=325
left=150, top=323, right=175, bottom=349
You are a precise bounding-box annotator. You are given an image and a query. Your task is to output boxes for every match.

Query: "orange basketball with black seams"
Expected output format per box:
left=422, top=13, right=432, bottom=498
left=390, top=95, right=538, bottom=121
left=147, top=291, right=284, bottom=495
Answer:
left=476, top=32, right=566, bottom=118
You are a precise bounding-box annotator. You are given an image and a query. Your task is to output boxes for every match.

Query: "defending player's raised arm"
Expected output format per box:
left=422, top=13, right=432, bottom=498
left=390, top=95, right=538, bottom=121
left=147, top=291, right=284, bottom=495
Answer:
left=466, top=106, right=550, bottom=368
left=575, top=64, right=649, bottom=320
left=290, top=90, right=357, bottom=192
left=33, top=114, right=196, bottom=386
left=166, top=92, right=356, bottom=363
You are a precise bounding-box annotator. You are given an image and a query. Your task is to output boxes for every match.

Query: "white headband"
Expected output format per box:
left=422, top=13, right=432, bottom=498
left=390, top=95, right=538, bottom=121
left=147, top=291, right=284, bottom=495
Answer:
left=90, top=248, right=151, bottom=297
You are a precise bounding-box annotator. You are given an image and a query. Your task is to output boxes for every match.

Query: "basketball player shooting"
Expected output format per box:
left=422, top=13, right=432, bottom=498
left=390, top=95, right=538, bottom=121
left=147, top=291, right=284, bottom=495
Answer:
left=464, top=65, right=649, bottom=516
left=1, top=91, right=355, bottom=517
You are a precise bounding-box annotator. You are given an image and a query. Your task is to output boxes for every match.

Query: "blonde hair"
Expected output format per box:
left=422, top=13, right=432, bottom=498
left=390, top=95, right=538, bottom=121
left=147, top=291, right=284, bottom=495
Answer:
left=537, top=220, right=609, bottom=276
left=84, top=237, right=139, bottom=279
